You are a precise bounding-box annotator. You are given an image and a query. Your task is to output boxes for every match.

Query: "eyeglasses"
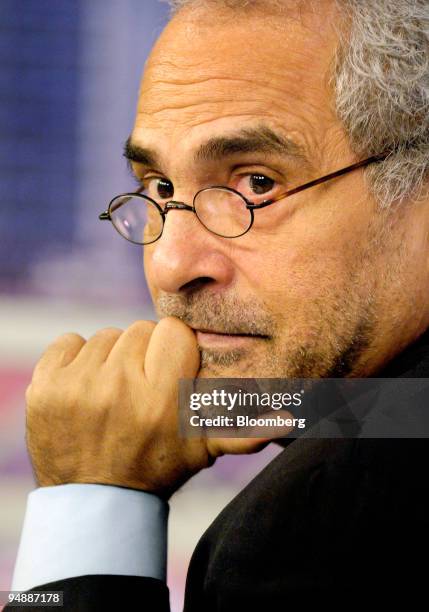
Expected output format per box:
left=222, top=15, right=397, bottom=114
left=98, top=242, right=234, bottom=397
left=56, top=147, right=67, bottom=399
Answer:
left=98, top=152, right=389, bottom=245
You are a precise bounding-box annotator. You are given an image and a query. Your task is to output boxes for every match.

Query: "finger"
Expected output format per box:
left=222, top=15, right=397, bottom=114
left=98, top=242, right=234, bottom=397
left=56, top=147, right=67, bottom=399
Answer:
left=144, top=316, right=200, bottom=385
left=207, top=410, right=296, bottom=457
left=106, top=320, right=157, bottom=367
left=34, top=332, right=86, bottom=373
left=72, top=327, right=123, bottom=366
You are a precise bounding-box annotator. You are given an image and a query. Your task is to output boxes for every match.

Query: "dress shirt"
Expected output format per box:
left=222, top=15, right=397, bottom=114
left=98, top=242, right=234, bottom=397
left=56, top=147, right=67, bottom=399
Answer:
left=11, top=483, right=167, bottom=591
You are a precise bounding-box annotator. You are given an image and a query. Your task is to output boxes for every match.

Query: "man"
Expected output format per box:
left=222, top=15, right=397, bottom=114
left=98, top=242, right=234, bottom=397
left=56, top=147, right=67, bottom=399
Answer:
left=8, top=0, right=429, bottom=609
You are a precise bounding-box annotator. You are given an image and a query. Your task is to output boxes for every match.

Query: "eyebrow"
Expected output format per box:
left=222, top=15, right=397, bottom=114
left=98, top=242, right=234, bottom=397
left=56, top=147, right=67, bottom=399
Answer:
left=123, top=138, right=160, bottom=168
left=123, top=125, right=310, bottom=170
left=195, top=126, right=309, bottom=164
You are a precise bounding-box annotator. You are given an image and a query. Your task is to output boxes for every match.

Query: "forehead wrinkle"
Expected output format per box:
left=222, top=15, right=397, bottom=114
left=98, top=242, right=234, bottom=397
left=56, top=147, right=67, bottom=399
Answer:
left=140, top=73, right=316, bottom=111
left=138, top=67, right=333, bottom=145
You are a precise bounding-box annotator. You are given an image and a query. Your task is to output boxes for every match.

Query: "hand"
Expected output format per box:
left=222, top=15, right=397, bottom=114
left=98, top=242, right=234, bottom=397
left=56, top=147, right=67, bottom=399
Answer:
left=25, top=317, right=271, bottom=498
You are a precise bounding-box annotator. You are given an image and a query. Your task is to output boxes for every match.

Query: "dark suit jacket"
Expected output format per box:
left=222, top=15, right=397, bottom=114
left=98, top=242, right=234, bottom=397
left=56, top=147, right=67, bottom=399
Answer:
left=7, top=329, right=429, bottom=610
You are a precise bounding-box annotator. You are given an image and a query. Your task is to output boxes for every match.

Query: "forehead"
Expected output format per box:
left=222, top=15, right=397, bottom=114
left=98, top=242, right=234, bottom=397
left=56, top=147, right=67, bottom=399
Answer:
left=132, top=2, right=341, bottom=164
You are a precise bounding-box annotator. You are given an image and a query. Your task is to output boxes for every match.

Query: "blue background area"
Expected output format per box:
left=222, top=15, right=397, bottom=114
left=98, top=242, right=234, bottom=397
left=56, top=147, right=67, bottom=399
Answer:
left=0, top=1, right=80, bottom=283
left=0, top=0, right=169, bottom=301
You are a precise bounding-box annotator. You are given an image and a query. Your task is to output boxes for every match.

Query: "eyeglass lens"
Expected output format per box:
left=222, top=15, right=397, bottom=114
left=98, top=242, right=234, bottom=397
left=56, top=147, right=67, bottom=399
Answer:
left=109, top=188, right=253, bottom=244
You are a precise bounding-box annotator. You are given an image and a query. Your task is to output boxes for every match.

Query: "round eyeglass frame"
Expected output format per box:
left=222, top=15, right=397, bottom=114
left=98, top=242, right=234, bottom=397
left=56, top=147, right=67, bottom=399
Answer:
left=104, top=185, right=259, bottom=245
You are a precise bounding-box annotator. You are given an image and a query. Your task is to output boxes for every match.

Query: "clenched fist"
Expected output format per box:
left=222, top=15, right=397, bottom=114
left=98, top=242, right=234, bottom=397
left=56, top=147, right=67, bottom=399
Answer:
left=25, top=317, right=269, bottom=499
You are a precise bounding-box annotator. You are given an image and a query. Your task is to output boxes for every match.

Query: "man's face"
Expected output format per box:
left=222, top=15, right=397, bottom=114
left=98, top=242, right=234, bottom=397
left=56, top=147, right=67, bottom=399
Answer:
left=129, top=1, right=428, bottom=378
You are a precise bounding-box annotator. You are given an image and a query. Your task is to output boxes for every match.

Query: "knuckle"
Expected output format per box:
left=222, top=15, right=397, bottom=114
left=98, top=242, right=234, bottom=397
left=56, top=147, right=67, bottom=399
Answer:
left=26, top=373, right=62, bottom=409
left=94, top=327, right=123, bottom=339
left=128, top=319, right=156, bottom=332
left=55, top=332, right=85, bottom=344
left=158, top=315, right=186, bottom=334
left=159, top=316, right=196, bottom=347
left=127, top=319, right=156, bottom=336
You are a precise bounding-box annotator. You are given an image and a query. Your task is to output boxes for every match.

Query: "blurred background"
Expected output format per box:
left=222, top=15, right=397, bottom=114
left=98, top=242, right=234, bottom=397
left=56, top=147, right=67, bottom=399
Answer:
left=0, top=1, right=281, bottom=609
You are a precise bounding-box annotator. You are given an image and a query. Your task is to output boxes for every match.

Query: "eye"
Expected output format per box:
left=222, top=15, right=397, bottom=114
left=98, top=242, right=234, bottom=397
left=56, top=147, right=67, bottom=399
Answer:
left=145, top=177, right=174, bottom=201
left=249, top=174, right=275, bottom=194
left=235, top=173, right=277, bottom=199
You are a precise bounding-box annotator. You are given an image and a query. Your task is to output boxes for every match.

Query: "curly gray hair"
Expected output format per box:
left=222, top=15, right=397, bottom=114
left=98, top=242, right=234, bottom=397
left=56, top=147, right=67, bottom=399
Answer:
left=161, top=0, right=429, bottom=209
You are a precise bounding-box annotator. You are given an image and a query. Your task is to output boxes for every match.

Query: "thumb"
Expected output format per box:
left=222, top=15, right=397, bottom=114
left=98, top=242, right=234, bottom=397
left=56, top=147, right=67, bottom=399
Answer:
left=206, top=410, right=296, bottom=457
left=207, top=436, right=272, bottom=458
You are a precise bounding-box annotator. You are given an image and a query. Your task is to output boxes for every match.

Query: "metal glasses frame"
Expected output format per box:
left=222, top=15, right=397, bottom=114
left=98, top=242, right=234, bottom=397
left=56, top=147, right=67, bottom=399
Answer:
left=98, top=151, right=390, bottom=244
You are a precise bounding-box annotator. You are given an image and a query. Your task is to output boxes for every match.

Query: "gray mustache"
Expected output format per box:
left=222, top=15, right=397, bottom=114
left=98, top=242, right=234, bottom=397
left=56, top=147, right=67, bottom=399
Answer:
left=156, top=293, right=275, bottom=338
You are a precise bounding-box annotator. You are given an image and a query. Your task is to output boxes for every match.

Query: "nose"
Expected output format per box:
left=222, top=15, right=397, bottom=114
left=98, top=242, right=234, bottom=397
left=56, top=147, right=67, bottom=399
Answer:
left=145, top=198, right=235, bottom=295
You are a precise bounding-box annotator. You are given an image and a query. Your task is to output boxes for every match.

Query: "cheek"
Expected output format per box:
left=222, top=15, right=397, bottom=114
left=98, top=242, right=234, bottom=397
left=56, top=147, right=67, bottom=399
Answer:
left=244, top=247, right=339, bottom=309
left=244, top=214, right=369, bottom=313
